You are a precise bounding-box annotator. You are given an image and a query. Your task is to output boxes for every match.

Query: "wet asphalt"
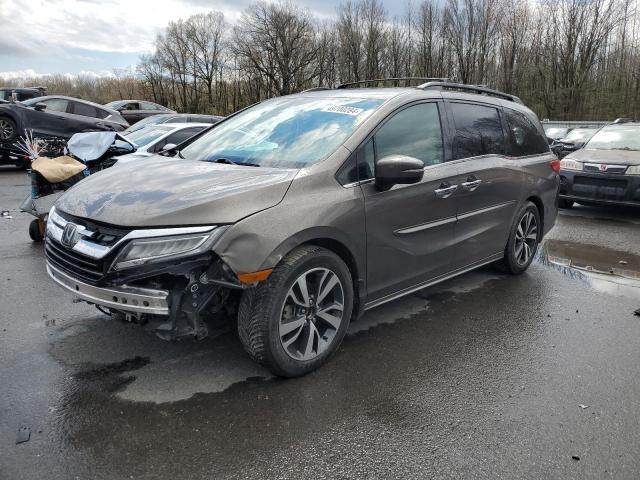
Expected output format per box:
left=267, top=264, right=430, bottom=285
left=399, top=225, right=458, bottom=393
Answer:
left=1, top=167, right=640, bottom=479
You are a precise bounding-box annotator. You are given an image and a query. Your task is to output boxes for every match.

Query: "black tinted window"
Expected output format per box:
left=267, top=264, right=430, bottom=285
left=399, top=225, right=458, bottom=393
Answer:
left=375, top=103, right=443, bottom=166
left=504, top=109, right=549, bottom=156
left=450, top=103, right=504, bottom=159
left=72, top=101, right=99, bottom=118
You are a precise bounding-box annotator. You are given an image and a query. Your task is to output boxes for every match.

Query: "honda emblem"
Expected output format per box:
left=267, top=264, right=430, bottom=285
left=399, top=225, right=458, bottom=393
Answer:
left=61, top=223, right=79, bottom=248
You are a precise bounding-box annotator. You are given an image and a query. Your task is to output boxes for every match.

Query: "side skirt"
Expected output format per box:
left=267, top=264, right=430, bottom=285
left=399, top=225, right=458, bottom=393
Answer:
left=364, top=252, right=503, bottom=311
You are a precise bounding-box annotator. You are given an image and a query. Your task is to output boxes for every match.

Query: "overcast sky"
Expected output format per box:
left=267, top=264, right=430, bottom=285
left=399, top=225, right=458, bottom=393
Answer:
left=0, top=0, right=407, bottom=79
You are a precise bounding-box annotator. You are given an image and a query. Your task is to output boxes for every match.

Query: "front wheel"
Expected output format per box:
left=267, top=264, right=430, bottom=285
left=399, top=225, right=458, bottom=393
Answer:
left=29, top=219, right=44, bottom=242
left=0, top=117, right=17, bottom=142
left=496, top=202, right=541, bottom=275
left=237, top=245, right=354, bottom=377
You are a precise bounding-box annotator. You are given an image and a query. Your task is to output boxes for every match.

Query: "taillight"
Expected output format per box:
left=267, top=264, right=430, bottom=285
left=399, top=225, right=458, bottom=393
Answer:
left=550, top=159, right=560, bottom=174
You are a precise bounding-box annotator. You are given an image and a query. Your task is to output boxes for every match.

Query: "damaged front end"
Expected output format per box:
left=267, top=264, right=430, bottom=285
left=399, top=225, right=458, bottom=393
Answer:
left=45, top=206, right=247, bottom=340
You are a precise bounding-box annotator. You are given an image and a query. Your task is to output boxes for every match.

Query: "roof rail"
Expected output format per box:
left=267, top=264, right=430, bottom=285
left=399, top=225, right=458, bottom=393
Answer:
left=301, top=87, right=332, bottom=93
left=418, top=81, right=523, bottom=104
left=336, top=77, right=451, bottom=89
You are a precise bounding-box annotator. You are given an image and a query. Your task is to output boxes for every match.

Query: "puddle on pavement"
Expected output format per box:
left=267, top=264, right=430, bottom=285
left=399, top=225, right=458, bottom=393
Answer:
left=538, top=239, right=640, bottom=301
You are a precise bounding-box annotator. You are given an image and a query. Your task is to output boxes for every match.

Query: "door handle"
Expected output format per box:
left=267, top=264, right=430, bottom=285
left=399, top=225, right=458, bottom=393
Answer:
left=434, top=184, right=458, bottom=199
left=461, top=179, right=482, bottom=191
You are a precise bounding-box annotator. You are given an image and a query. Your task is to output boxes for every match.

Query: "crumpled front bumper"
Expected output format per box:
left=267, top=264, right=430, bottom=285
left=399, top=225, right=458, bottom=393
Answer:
left=47, top=262, right=169, bottom=315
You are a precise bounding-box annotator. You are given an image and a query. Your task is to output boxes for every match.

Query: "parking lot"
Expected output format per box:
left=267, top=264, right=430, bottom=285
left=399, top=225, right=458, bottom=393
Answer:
left=1, top=166, right=640, bottom=479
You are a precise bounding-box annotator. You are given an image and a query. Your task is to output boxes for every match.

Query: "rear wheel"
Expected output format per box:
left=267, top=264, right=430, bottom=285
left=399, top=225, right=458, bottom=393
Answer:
left=496, top=201, right=541, bottom=275
left=0, top=117, right=17, bottom=142
left=559, top=198, right=574, bottom=209
left=237, top=245, right=353, bottom=377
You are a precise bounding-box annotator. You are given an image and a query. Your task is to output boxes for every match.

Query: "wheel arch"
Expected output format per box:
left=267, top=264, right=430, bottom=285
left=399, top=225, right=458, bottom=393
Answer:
left=525, top=194, right=544, bottom=237
left=260, top=229, right=365, bottom=320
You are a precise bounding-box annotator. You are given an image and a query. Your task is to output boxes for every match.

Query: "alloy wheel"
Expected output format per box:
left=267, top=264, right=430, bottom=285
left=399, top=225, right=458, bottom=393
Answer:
left=514, top=211, right=538, bottom=265
left=0, top=119, right=14, bottom=141
left=279, top=267, right=345, bottom=361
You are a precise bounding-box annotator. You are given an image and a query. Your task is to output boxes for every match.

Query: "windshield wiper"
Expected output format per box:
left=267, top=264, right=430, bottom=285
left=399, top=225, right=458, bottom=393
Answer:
left=212, top=158, right=260, bottom=167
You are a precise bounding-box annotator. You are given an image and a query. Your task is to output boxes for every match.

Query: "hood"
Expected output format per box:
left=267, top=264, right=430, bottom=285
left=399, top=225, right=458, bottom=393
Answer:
left=567, top=148, right=640, bottom=166
left=56, top=157, right=298, bottom=227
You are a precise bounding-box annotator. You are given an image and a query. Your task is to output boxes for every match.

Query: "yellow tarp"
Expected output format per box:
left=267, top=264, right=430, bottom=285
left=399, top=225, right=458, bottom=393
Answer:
left=31, top=156, right=86, bottom=183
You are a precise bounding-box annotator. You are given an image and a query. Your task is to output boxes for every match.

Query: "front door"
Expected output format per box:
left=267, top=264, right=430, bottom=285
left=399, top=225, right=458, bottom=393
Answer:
left=27, top=98, right=73, bottom=138
left=360, top=101, right=459, bottom=306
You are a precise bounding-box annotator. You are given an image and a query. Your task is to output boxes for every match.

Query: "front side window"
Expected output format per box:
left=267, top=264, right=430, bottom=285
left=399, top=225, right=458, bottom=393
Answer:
left=181, top=97, right=383, bottom=168
left=585, top=125, right=640, bottom=151
left=375, top=103, right=443, bottom=167
left=151, top=127, right=205, bottom=152
left=504, top=108, right=549, bottom=156
left=450, top=103, right=504, bottom=160
left=40, top=98, right=69, bottom=113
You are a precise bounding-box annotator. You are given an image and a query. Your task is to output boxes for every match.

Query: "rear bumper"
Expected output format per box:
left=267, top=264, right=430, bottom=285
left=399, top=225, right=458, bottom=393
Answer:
left=559, top=169, right=640, bottom=206
left=47, top=262, right=169, bottom=315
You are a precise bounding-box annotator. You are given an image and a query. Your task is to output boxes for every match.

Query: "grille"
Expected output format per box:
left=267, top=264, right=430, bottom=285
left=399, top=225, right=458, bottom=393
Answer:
left=45, top=238, right=106, bottom=283
left=583, top=164, right=627, bottom=174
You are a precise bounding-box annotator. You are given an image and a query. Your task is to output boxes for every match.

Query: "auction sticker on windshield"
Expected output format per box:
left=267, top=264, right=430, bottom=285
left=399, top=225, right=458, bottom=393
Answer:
left=321, top=105, right=364, bottom=116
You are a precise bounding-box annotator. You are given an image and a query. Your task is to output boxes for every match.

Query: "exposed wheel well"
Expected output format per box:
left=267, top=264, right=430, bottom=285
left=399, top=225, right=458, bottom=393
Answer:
left=525, top=195, right=544, bottom=236
left=301, top=238, right=362, bottom=318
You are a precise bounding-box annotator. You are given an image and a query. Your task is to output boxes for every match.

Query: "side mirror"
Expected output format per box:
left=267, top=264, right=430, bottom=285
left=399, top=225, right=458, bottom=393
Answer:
left=34, top=103, right=47, bottom=111
left=375, top=155, right=424, bottom=190
left=161, top=143, right=177, bottom=152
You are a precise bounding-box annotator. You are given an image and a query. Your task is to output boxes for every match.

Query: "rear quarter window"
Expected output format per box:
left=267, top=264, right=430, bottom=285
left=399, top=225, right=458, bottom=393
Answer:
left=504, top=109, right=549, bottom=156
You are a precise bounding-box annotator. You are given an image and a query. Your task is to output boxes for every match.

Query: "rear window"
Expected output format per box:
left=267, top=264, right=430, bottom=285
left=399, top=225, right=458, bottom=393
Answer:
left=449, top=102, right=504, bottom=159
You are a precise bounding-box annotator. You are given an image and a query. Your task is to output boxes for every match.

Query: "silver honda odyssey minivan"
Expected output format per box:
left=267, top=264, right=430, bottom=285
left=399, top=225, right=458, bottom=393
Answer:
left=45, top=80, right=559, bottom=376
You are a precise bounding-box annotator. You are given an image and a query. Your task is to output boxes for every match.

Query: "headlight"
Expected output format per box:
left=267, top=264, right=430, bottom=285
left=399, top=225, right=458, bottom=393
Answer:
left=112, top=226, right=227, bottom=270
left=559, top=158, right=583, bottom=171
left=626, top=165, right=640, bottom=175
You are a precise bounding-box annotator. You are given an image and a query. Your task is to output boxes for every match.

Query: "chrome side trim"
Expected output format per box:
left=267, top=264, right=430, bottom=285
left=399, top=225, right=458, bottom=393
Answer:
left=364, top=253, right=503, bottom=310
left=47, top=262, right=169, bottom=315
left=457, top=201, right=515, bottom=220
left=395, top=216, right=456, bottom=235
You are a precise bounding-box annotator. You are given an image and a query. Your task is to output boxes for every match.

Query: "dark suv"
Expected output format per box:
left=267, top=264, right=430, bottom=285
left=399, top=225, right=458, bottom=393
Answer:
left=45, top=80, right=559, bottom=376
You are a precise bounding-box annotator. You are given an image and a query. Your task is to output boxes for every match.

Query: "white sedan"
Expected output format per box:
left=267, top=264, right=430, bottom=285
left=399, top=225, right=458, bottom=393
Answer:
left=116, top=122, right=210, bottom=165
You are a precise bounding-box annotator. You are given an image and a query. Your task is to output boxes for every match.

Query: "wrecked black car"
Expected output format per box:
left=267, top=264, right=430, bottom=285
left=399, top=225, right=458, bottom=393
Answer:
left=0, top=96, right=129, bottom=167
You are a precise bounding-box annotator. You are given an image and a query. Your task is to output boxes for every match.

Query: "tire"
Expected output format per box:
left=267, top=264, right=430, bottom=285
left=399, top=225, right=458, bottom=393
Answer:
left=237, top=245, right=354, bottom=377
left=0, top=116, right=18, bottom=142
left=29, top=219, right=44, bottom=242
left=558, top=198, right=574, bottom=209
left=496, top=201, right=541, bottom=275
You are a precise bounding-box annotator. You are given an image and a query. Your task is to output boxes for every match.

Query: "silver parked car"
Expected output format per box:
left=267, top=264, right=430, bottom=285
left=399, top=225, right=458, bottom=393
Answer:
left=45, top=80, right=559, bottom=377
left=559, top=121, right=640, bottom=208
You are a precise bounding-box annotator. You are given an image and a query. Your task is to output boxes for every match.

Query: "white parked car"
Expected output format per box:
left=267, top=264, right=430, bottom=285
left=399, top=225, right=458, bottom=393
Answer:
left=116, top=123, right=210, bottom=165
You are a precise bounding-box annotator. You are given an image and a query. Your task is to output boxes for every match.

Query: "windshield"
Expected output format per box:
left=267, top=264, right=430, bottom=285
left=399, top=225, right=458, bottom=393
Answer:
left=123, top=114, right=172, bottom=134
left=181, top=96, right=383, bottom=168
left=20, top=96, right=47, bottom=106
left=563, top=129, right=596, bottom=142
left=585, top=125, right=640, bottom=151
left=125, top=126, right=172, bottom=147
left=105, top=100, right=127, bottom=108
left=545, top=127, right=569, bottom=138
